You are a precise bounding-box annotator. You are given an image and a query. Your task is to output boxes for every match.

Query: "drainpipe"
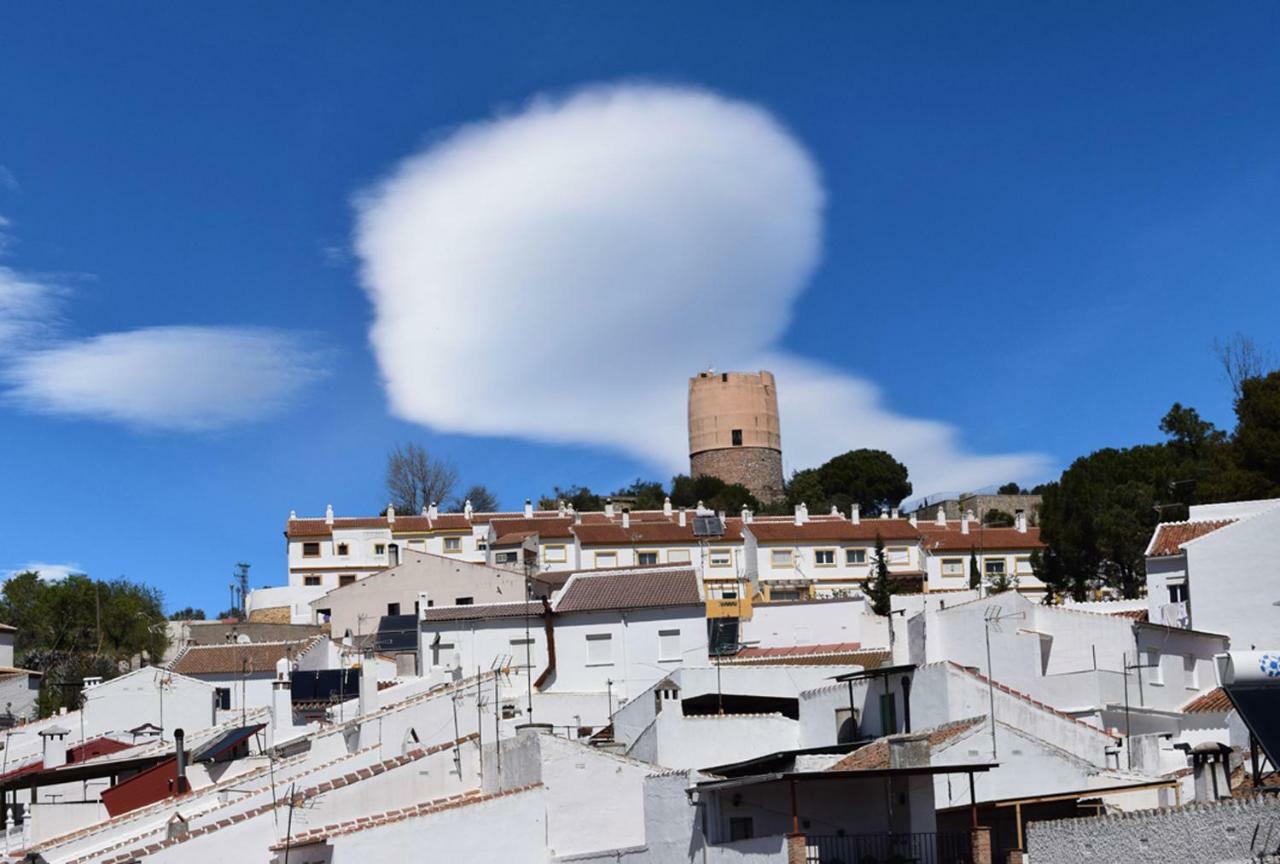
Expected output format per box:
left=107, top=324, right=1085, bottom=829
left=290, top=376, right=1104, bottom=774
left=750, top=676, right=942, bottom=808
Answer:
left=533, top=598, right=556, bottom=690
left=901, top=675, right=912, bottom=734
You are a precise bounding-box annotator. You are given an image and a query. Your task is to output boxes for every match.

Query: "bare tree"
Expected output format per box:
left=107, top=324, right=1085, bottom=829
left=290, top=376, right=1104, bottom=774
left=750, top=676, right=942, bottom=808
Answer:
left=1215, top=333, right=1274, bottom=399
left=385, top=443, right=458, bottom=513
left=452, top=484, right=500, bottom=513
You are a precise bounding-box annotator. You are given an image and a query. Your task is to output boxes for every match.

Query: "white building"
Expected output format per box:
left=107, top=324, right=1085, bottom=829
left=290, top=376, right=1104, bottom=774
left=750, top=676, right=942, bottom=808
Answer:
left=168, top=636, right=336, bottom=714
left=1144, top=497, right=1280, bottom=648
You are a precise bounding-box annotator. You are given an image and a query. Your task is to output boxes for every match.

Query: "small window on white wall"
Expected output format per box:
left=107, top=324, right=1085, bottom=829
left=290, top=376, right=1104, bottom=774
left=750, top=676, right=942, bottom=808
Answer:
left=586, top=633, right=613, bottom=666
left=1184, top=654, right=1199, bottom=689
left=1145, top=649, right=1163, bottom=685
left=658, top=629, right=680, bottom=662
left=668, top=549, right=691, bottom=564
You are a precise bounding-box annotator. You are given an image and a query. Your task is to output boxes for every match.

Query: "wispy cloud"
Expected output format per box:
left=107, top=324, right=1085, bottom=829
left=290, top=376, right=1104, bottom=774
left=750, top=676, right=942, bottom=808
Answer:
left=4, top=325, right=329, bottom=431
left=0, top=217, right=329, bottom=431
left=354, top=82, right=1048, bottom=493
left=0, top=166, right=17, bottom=192
left=2, top=561, right=82, bottom=581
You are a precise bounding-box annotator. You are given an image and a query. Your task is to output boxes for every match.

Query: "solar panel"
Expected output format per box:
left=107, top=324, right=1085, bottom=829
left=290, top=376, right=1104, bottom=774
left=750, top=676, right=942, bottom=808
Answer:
left=692, top=515, right=725, bottom=537
left=1222, top=651, right=1280, bottom=770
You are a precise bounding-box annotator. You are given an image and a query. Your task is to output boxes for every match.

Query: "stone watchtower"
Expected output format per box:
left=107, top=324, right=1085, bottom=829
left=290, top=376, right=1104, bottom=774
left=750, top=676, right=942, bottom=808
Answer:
left=687, top=370, right=785, bottom=503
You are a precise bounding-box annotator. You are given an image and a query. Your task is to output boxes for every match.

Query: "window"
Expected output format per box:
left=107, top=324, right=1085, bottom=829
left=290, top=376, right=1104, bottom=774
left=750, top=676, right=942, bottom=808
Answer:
left=476, top=537, right=488, bottom=551
left=511, top=637, right=534, bottom=669
left=1169, top=583, right=1188, bottom=603
left=941, top=558, right=964, bottom=576
left=729, top=817, right=754, bottom=842
left=544, top=545, right=567, bottom=563
left=1015, top=556, right=1033, bottom=574
left=336, top=543, right=349, bottom=556
left=586, top=633, right=613, bottom=666
left=845, top=548, right=867, bottom=566
left=374, top=543, right=386, bottom=555
left=455, top=596, right=474, bottom=606
left=638, top=551, right=659, bottom=566
left=886, top=547, right=910, bottom=567
left=668, top=549, right=691, bottom=564
left=443, top=536, right=462, bottom=553
left=387, top=603, right=400, bottom=616
left=814, top=549, right=835, bottom=566
left=984, top=558, right=1006, bottom=576
left=770, top=549, right=793, bottom=568
left=595, top=551, right=618, bottom=568
left=303, top=575, right=321, bottom=587
left=302, top=542, right=321, bottom=558
left=658, top=629, right=681, bottom=662
left=215, top=687, right=231, bottom=710
left=710, top=550, right=732, bottom=568
left=339, top=574, right=356, bottom=587
left=1184, top=654, right=1199, bottom=689
left=731, top=429, right=743, bottom=447
left=1145, top=649, right=1163, bottom=685
left=770, top=589, right=801, bottom=602
left=497, top=551, right=518, bottom=564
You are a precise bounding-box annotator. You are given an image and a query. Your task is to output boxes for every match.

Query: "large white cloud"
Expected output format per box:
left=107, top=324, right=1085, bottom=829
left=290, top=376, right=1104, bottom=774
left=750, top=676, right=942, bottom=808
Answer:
left=4, top=325, right=327, bottom=431
left=354, top=82, right=1049, bottom=494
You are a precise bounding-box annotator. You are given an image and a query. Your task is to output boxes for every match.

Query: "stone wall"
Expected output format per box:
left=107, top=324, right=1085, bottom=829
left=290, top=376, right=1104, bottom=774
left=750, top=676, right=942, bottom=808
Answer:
left=690, top=446, right=784, bottom=504
left=1027, top=796, right=1280, bottom=864
left=912, top=494, right=1042, bottom=524
left=247, top=605, right=292, bottom=624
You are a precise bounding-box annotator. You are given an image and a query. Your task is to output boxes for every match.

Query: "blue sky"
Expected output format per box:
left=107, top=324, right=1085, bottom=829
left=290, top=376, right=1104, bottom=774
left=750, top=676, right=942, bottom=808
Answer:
left=1, top=2, right=1277, bottom=614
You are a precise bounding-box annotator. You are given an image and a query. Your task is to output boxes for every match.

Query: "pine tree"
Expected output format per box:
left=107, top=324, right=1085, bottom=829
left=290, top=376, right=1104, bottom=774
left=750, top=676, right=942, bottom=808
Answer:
left=866, top=534, right=894, bottom=616
left=968, top=548, right=982, bottom=590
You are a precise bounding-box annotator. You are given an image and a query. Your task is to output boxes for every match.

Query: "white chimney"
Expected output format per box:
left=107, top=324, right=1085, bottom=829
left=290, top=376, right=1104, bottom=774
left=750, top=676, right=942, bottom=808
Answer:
left=289, top=509, right=297, bottom=520
left=890, top=507, right=899, bottom=520
left=271, top=657, right=295, bottom=741
left=386, top=504, right=395, bottom=524
left=935, top=506, right=946, bottom=527
left=909, top=512, right=918, bottom=528
left=325, top=504, right=334, bottom=526
left=574, top=510, right=582, bottom=525
left=678, top=508, right=687, bottom=527
left=851, top=503, right=860, bottom=525
left=830, top=505, right=840, bottom=516
left=663, top=497, right=673, bottom=517
left=794, top=504, right=805, bottom=526
left=524, top=499, right=534, bottom=518
left=880, top=510, right=889, bottom=520
left=428, top=501, right=438, bottom=520
left=566, top=502, right=575, bottom=516
left=605, top=499, right=615, bottom=519
left=741, top=506, right=751, bottom=524
left=622, top=510, right=630, bottom=529
left=557, top=500, right=566, bottom=517
left=961, top=510, right=972, bottom=535
left=358, top=652, right=379, bottom=717
left=40, top=727, right=69, bottom=770
left=417, top=592, right=431, bottom=618
left=1015, top=509, right=1027, bottom=533
left=464, top=499, right=473, bottom=520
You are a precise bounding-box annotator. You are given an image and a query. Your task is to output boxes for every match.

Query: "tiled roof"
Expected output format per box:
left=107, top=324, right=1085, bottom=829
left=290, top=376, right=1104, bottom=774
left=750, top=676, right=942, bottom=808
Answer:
left=420, top=601, right=544, bottom=622
left=722, top=645, right=890, bottom=669
left=489, top=517, right=576, bottom=540
left=1147, top=520, right=1237, bottom=557
left=555, top=568, right=702, bottom=613
left=572, top=520, right=742, bottom=546
left=169, top=637, right=322, bottom=676
left=1106, top=609, right=1149, bottom=621
left=827, top=717, right=986, bottom=771
left=918, top=524, right=1045, bottom=552
left=491, top=530, right=537, bottom=548
left=746, top=519, right=921, bottom=543
left=1182, top=686, right=1231, bottom=714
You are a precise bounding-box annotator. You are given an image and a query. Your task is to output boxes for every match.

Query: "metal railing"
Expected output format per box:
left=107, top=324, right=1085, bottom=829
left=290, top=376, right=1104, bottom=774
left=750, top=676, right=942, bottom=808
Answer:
left=805, top=832, right=973, bottom=864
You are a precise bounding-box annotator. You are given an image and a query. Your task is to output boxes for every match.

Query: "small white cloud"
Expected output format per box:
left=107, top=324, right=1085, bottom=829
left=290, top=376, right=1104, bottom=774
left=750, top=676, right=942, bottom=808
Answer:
left=4, top=326, right=329, bottom=431
left=0, top=266, right=63, bottom=353
left=354, top=82, right=1048, bottom=493
left=3, top=561, right=82, bottom=581
left=0, top=166, right=17, bottom=192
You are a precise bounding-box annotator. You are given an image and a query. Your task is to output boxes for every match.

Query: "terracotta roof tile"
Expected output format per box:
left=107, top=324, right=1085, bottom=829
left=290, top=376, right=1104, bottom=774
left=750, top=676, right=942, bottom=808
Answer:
left=169, top=637, right=322, bottom=676
left=723, top=645, right=890, bottom=669
left=1147, top=520, right=1237, bottom=557
left=572, top=520, right=742, bottom=546
left=1182, top=686, right=1231, bottom=714
left=747, top=519, right=921, bottom=543
left=420, top=601, right=544, bottom=623
left=827, top=717, right=985, bottom=771
left=918, top=524, right=1045, bottom=552
left=554, top=568, right=701, bottom=613
left=488, top=517, right=576, bottom=540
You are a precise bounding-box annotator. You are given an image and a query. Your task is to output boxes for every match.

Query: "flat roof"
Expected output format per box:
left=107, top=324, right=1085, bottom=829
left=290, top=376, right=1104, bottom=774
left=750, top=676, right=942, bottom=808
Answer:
left=694, top=762, right=998, bottom=793
left=832, top=664, right=917, bottom=682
